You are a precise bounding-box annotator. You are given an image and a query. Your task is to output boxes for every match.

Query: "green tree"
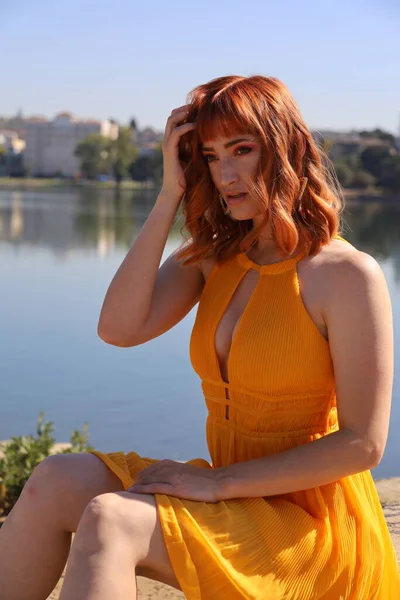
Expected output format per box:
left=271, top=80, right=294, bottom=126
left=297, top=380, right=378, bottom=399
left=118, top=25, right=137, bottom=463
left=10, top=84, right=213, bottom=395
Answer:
left=350, top=170, right=376, bottom=190
left=379, top=156, right=400, bottom=193
left=129, top=144, right=163, bottom=185
left=151, top=144, right=163, bottom=185
left=7, top=153, right=26, bottom=177
left=0, top=145, right=6, bottom=176
left=333, top=161, right=353, bottom=187
left=129, top=154, right=153, bottom=181
left=358, top=129, right=396, bottom=146
left=360, top=145, right=393, bottom=179
left=75, top=133, right=111, bottom=180
left=109, top=126, right=137, bottom=186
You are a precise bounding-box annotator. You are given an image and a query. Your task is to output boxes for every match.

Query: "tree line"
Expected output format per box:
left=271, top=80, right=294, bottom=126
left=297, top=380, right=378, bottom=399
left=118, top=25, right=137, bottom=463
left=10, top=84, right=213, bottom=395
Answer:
left=1, top=125, right=399, bottom=193
left=74, top=124, right=163, bottom=187
left=322, top=129, right=400, bottom=193
left=76, top=125, right=400, bottom=193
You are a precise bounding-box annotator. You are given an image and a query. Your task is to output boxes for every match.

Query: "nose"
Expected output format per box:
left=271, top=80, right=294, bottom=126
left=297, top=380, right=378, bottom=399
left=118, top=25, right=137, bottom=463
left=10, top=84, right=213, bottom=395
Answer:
left=219, top=158, right=239, bottom=187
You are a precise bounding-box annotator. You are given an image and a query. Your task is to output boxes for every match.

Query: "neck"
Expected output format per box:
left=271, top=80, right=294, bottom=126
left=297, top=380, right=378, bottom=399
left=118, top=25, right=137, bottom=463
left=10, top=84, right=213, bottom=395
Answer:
left=248, top=218, right=300, bottom=262
left=249, top=217, right=279, bottom=260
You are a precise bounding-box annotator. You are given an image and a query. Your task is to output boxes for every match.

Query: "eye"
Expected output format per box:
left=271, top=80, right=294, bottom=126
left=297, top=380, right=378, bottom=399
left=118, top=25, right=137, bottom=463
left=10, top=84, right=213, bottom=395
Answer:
left=202, top=146, right=253, bottom=164
left=236, top=146, right=252, bottom=155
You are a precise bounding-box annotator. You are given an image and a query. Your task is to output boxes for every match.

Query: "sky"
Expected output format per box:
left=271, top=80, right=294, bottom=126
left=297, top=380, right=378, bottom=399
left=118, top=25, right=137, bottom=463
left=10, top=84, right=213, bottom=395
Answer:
left=2, top=0, right=399, bottom=134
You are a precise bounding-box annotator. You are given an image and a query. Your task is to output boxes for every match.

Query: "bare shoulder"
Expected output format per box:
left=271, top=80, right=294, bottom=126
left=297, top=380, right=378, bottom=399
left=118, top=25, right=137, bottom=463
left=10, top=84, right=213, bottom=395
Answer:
left=303, top=237, right=386, bottom=287
left=297, top=237, right=390, bottom=342
left=301, top=237, right=389, bottom=320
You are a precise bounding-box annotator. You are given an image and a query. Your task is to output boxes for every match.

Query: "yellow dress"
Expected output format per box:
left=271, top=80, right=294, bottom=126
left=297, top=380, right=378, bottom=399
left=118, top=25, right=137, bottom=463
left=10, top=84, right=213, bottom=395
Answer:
left=89, top=235, right=399, bottom=599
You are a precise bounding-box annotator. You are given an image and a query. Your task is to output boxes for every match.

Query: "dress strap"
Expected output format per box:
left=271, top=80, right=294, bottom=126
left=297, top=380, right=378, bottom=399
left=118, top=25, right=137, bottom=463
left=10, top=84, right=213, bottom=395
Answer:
left=235, top=234, right=350, bottom=275
left=235, top=246, right=308, bottom=275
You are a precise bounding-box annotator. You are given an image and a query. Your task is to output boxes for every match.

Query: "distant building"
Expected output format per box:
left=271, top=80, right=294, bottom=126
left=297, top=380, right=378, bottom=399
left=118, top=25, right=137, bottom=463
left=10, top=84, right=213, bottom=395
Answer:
left=0, top=111, right=25, bottom=137
left=0, top=130, right=26, bottom=154
left=136, top=126, right=163, bottom=155
left=0, top=130, right=26, bottom=176
left=24, top=112, right=119, bottom=177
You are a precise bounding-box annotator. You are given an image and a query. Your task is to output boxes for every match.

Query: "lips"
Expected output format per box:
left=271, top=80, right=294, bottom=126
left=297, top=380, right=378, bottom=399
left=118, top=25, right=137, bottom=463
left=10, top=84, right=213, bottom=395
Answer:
left=226, top=192, right=247, bottom=205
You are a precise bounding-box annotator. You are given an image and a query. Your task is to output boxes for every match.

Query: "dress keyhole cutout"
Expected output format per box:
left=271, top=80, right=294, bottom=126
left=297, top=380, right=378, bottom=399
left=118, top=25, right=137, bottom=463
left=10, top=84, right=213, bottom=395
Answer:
left=214, top=269, right=261, bottom=418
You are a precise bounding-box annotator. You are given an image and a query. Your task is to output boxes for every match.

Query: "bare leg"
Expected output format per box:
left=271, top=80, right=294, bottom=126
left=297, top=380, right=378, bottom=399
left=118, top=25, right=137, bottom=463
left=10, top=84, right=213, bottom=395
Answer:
left=0, top=453, right=124, bottom=600
left=59, top=491, right=180, bottom=600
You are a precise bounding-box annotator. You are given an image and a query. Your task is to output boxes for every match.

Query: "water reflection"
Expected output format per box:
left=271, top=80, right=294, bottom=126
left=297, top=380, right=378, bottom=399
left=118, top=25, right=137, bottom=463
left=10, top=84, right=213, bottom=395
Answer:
left=0, top=189, right=186, bottom=256
left=343, top=201, right=400, bottom=281
left=1, top=190, right=400, bottom=266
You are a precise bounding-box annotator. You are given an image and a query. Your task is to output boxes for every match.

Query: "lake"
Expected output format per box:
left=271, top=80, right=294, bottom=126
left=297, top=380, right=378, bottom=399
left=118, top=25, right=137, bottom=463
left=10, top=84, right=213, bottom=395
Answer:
left=1, top=188, right=399, bottom=479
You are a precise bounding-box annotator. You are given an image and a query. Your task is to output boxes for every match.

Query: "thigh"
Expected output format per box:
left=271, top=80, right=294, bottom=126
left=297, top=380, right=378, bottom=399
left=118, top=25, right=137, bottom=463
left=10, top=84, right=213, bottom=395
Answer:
left=24, top=453, right=124, bottom=532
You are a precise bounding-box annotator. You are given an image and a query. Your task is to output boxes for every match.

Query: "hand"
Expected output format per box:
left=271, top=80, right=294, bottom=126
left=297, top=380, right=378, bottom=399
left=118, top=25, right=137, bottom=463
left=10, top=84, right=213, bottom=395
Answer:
left=127, top=459, right=223, bottom=503
left=160, top=104, right=196, bottom=201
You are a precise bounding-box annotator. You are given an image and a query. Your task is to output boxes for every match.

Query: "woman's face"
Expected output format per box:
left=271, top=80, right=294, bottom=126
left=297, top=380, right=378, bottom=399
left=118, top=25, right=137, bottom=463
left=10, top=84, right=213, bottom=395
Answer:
left=200, top=133, right=263, bottom=220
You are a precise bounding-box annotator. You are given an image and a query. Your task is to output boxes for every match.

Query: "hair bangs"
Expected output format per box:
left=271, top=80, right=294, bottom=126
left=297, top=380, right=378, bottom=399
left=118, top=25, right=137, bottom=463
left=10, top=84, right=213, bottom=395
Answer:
left=196, top=92, right=257, bottom=144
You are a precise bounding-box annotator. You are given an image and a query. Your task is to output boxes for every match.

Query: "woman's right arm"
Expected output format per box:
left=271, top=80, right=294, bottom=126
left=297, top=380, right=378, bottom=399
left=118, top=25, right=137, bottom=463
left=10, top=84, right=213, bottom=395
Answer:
left=97, top=105, right=202, bottom=347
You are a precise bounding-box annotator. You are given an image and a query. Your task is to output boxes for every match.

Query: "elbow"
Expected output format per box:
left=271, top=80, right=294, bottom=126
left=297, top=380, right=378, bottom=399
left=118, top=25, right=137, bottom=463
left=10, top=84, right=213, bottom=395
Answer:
left=360, top=437, right=385, bottom=469
left=368, top=443, right=385, bottom=469
left=342, top=429, right=385, bottom=470
left=97, top=322, right=137, bottom=348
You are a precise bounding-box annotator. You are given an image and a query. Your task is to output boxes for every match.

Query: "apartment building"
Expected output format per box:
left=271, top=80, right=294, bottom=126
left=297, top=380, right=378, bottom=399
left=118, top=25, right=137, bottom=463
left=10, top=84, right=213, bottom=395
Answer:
left=24, top=112, right=119, bottom=177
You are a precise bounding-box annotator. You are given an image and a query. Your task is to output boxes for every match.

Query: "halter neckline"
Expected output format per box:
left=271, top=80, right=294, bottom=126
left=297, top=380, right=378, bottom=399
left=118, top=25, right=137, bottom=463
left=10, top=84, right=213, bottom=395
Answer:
left=236, top=246, right=309, bottom=275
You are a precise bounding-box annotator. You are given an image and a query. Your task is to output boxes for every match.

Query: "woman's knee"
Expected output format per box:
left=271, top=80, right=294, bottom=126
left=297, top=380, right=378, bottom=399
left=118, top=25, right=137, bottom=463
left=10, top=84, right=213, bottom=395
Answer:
left=22, top=453, right=124, bottom=531
left=73, top=492, right=179, bottom=587
left=76, top=492, right=156, bottom=556
left=22, top=453, right=71, bottom=499
left=26, top=453, right=93, bottom=497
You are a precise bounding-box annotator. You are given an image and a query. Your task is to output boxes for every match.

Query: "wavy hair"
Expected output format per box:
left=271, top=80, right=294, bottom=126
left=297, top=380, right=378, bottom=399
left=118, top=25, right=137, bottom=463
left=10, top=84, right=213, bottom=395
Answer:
left=176, top=75, right=345, bottom=265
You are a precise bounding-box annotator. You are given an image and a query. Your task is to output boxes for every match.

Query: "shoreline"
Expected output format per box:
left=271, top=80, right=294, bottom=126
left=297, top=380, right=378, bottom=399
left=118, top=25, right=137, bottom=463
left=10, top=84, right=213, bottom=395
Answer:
left=0, top=177, right=155, bottom=192
left=0, top=178, right=397, bottom=202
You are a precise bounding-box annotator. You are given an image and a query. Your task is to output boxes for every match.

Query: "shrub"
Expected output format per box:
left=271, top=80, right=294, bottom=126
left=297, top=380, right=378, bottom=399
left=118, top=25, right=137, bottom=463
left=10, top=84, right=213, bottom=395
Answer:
left=0, top=411, right=95, bottom=517
left=350, top=169, right=376, bottom=190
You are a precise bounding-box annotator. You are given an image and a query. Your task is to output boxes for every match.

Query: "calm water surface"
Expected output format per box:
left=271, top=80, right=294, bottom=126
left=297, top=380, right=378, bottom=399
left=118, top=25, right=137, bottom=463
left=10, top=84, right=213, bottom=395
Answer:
left=1, top=189, right=399, bottom=479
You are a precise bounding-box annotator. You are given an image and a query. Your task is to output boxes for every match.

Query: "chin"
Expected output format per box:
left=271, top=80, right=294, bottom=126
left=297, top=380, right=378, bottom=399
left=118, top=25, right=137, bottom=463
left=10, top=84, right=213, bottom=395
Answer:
left=229, top=207, right=259, bottom=221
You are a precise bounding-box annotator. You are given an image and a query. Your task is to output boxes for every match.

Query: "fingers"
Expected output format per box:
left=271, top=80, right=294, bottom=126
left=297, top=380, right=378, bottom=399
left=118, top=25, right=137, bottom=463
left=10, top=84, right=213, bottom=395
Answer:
left=164, top=105, right=195, bottom=148
left=128, top=483, right=173, bottom=495
left=133, top=460, right=181, bottom=487
left=170, top=104, right=191, bottom=115
left=165, top=106, right=189, bottom=136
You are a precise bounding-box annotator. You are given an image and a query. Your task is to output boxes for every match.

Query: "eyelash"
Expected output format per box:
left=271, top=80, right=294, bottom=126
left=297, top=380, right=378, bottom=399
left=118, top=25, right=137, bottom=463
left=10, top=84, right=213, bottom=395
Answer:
left=203, top=146, right=252, bottom=163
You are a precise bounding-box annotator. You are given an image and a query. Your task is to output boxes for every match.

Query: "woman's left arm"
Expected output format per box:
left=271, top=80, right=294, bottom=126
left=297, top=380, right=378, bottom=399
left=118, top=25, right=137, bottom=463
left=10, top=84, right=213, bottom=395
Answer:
left=216, top=252, right=394, bottom=501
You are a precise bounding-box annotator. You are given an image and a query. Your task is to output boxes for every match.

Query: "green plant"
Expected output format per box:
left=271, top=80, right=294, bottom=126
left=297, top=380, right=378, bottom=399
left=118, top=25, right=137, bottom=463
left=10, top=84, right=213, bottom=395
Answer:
left=0, top=411, right=95, bottom=516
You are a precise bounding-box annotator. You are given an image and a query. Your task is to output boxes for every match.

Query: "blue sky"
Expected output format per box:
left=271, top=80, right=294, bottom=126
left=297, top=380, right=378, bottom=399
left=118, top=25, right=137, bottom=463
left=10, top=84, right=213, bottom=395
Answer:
left=2, top=0, right=399, bottom=133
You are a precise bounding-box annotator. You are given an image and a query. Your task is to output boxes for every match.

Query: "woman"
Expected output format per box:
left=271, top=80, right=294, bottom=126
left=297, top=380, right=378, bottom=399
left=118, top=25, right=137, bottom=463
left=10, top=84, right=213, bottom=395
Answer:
left=0, top=75, right=398, bottom=600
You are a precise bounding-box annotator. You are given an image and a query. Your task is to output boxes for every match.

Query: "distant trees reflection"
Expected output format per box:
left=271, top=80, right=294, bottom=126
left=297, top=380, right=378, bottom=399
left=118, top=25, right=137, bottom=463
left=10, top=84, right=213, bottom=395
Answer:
left=0, top=190, right=399, bottom=282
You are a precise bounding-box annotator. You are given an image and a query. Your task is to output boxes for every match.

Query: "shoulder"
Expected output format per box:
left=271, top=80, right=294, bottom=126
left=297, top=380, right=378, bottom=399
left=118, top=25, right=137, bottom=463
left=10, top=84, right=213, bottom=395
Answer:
left=314, top=237, right=384, bottom=287
left=303, top=237, right=390, bottom=322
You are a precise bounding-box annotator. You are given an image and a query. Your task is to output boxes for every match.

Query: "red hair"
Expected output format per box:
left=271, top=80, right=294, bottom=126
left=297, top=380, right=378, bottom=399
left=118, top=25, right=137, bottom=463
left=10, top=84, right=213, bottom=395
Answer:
left=176, top=75, right=344, bottom=265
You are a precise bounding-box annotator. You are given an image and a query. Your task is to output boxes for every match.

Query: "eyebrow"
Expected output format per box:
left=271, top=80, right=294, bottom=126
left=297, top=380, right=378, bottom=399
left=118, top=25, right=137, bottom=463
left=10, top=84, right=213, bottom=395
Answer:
left=200, top=137, right=254, bottom=152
